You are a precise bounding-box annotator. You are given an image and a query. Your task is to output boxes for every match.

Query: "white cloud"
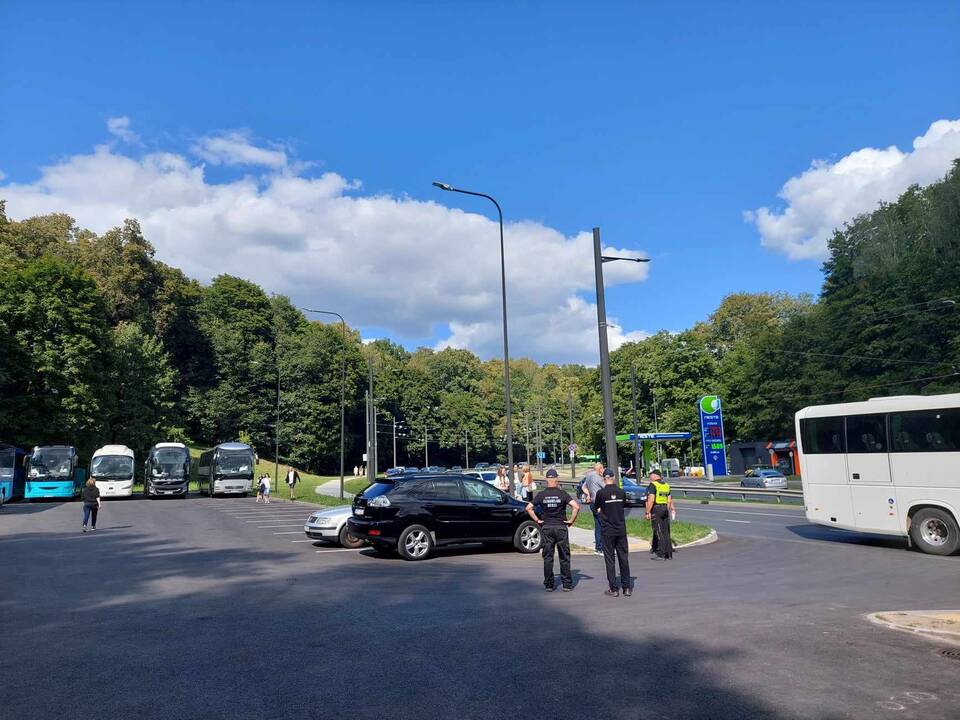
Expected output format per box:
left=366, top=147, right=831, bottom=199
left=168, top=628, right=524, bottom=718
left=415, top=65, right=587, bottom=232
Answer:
left=747, top=119, right=960, bottom=260
left=192, top=130, right=289, bottom=169
left=106, top=116, right=138, bottom=143
left=0, top=121, right=649, bottom=364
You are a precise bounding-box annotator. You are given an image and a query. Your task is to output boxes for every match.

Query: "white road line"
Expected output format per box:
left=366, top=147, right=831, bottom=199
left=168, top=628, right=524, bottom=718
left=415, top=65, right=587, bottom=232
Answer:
left=291, top=539, right=316, bottom=543
left=315, top=548, right=364, bottom=553
left=724, top=519, right=751, bottom=524
left=255, top=524, right=306, bottom=528
left=273, top=531, right=305, bottom=535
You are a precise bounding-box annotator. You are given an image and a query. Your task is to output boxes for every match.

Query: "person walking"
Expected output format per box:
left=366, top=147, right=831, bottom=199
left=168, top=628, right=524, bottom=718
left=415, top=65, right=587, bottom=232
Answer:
left=353, top=465, right=359, bottom=477
left=526, top=468, right=579, bottom=592
left=81, top=478, right=101, bottom=532
left=256, top=474, right=265, bottom=503
left=580, top=462, right=606, bottom=556
left=285, top=465, right=300, bottom=500
left=261, top=473, right=272, bottom=503
left=494, top=465, right=511, bottom=494
left=645, top=469, right=675, bottom=560
left=595, top=467, right=631, bottom=596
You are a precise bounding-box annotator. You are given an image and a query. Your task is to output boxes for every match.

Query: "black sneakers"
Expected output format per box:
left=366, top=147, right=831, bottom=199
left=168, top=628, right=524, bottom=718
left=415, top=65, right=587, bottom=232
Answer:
left=623, top=587, right=633, bottom=597
left=604, top=588, right=620, bottom=597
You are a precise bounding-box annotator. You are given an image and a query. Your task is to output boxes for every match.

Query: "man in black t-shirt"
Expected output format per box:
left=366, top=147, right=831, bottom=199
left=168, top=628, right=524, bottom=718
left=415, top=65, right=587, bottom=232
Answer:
left=526, top=468, right=580, bottom=592
left=594, top=467, right=631, bottom=596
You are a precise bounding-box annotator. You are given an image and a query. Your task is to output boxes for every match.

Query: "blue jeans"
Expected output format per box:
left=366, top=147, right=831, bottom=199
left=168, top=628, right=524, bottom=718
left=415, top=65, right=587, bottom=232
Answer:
left=82, top=504, right=98, bottom=528
left=592, top=507, right=602, bottom=551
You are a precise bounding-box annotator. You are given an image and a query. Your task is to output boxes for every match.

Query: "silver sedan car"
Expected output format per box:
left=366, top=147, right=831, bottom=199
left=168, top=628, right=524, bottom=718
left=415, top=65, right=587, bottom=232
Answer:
left=741, top=469, right=788, bottom=489
left=303, top=505, right=366, bottom=548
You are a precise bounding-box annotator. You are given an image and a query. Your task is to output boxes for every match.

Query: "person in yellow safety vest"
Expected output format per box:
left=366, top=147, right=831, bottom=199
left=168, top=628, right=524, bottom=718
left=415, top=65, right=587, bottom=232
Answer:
left=644, top=468, right=675, bottom=560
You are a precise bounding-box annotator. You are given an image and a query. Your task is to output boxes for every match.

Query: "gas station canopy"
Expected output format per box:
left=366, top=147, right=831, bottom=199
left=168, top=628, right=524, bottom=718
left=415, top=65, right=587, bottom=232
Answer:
left=616, top=432, right=692, bottom=442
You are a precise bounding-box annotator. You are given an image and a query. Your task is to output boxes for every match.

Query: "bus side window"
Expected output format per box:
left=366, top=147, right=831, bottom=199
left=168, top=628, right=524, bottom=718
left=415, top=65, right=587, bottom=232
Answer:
left=800, top=416, right=845, bottom=454
left=892, top=409, right=960, bottom=452
left=846, top=414, right=887, bottom=453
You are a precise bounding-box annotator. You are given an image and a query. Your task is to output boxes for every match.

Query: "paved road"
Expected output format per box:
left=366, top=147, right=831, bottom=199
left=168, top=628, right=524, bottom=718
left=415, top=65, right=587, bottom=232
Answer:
left=2, top=495, right=959, bottom=720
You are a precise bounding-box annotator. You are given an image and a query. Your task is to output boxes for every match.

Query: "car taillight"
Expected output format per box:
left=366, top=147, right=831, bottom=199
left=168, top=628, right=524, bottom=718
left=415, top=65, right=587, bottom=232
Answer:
left=369, top=529, right=381, bottom=536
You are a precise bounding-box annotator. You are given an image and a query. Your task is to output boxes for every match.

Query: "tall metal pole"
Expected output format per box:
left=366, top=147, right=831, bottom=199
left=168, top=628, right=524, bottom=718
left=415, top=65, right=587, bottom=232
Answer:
left=652, top=386, right=661, bottom=465
left=536, top=404, right=543, bottom=474
left=424, top=426, right=429, bottom=467
left=392, top=416, right=397, bottom=469
left=465, top=429, right=469, bottom=469
left=275, top=356, right=280, bottom=498
left=367, top=359, right=375, bottom=483
left=631, top=367, right=641, bottom=478
left=432, top=183, right=513, bottom=477
left=568, top=390, right=575, bottom=479
left=593, top=227, right=620, bottom=476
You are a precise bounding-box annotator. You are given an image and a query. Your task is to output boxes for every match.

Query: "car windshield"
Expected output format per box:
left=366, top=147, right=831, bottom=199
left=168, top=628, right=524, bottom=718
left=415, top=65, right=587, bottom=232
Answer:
left=215, top=451, right=253, bottom=475
left=151, top=448, right=188, bottom=477
left=91, top=455, right=134, bottom=478
left=0, top=449, right=13, bottom=478
left=28, top=449, right=72, bottom=478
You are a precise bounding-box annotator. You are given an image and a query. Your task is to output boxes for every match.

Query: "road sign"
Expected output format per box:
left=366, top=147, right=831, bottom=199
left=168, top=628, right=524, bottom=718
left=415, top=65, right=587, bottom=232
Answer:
left=568, top=443, right=577, bottom=452
left=698, top=395, right=728, bottom=476
left=536, top=451, right=546, bottom=460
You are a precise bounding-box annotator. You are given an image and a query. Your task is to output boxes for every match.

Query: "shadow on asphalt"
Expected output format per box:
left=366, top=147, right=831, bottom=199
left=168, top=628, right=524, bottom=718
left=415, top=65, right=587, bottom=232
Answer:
left=1, top=526, right=859, bottom=720
left=785, top=523, right=913, bottom=551
left=0, top=500, right=66, bottom=514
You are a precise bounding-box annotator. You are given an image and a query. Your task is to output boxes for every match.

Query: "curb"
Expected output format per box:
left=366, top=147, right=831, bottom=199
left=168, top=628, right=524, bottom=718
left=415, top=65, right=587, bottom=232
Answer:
left=867, top=611, right=960, bottom=647
left=676, top=528, right=719, bottom=549
left=570, top=527, right=717, bottom=554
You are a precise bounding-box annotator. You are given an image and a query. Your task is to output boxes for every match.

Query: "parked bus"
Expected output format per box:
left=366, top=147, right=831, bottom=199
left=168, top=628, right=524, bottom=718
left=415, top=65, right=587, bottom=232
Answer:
left=24, top=445, right=83, bottom=499
left=0, top=444, right=28, bottom=504
left=796, top=393, right=960, bottom=556
left=198, top=442, right=256, bottom=497
left=90, top=445, right=135, bottom=497
left=144, top=442, right=191, bottom=497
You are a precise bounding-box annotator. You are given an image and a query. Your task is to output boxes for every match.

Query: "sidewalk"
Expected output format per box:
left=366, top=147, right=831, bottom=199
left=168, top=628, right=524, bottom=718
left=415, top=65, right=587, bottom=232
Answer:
left=868, top=610, right=960, bottom=647
left=315, top=479, right=354, bottom=499
left=568, top=525, right=651, bottom=553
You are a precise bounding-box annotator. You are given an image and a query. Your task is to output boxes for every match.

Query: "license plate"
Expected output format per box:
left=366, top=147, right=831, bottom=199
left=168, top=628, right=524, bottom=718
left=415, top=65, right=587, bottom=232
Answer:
left=355, top=508, right=364, bottom=516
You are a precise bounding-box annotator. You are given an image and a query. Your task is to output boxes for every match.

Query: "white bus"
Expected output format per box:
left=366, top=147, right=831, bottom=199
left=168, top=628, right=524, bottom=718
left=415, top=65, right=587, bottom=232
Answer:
left=796, top=393, right=960, bottom=556
left=90, top=445, right=136, bottom=498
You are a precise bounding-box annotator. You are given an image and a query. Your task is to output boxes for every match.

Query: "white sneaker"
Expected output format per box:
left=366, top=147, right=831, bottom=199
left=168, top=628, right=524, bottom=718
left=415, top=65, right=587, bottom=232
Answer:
left=82, top=526, right=87, bottom=533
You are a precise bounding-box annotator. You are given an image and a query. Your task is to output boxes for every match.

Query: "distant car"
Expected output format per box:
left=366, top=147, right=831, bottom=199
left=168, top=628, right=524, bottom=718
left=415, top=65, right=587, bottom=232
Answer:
left=474, top=462, right=490, bottom=470
left=463, top=470, right=498, bottom=485
left=348, top=474, right=542, bottom=560
left=741, top=469, right=788, bottom=489
left=385, top=467, right=406, bottom=477
left=303, top=505, right=367, bottom=548
left=404, top=466, right=420, bottom=474
left=423, top=465, right=445, bottom=473
left=744, top=465, right=775, bottom=478
left=622, top=477, right=648, bottom=507
left=450, top=465, right=463, bottom=471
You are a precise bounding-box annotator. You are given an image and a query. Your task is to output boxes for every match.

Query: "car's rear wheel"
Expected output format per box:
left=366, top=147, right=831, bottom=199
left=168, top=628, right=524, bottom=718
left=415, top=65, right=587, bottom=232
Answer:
left=398, top=524, right=433, bottom=560
left=910, top=507, right=960, bottom=556
left=514, top=521, right=542, bottom=553
left=338, top=524, right=365, bottom=549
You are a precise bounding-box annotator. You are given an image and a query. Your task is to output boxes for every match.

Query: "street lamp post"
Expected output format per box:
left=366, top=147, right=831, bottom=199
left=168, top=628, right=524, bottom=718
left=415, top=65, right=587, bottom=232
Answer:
left=464, top=429, right=469, bottom=469
left=567, top=389, right=576, bottom=479
left=631, top=366, right=641, bottom=477
left=301, top=308, right=348, bottom=499
left=593, top=226, right=650, bottom=478
left=433, top=182, right=514, bottom=477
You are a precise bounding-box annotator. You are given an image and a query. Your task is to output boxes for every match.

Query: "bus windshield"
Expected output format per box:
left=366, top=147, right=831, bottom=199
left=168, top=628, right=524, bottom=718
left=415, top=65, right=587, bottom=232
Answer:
left=0, top=449, right=13, bottom=478
left=151, top=448, right=188, bottom=477
left=215, top=451, right=253, bottom=476
left=91, top=455, right=134, bottom=478
left=28, top=449, right=73, bottom=478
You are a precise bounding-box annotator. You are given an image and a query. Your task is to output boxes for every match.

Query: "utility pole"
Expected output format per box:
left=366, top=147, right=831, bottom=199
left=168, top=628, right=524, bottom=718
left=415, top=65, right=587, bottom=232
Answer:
left=536, top=404, right=543, bottom=474
left=424, top=426, right=429, bottom=467
left=652, top=386, right=661, bottom=465
left=631, top=367, right=641, bottom=477
left=593, top=227, right=619, bottom=476
left=366, top=360, right=375, bottom=483
left=524, top=414, right=531, bottom=464
left=392, top=416, right=397, bottom=469
left=568, top=390, right=575, bottom=479
left=464, top=429, right=469, bottom=469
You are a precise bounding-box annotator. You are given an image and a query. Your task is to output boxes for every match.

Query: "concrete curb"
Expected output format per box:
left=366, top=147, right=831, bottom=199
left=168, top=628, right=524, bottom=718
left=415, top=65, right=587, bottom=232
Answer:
left=569, top=527, right=718, bottom=554
left=676, top=528, right=719, bottom=549
left=867, top=610, right=960, bottom=647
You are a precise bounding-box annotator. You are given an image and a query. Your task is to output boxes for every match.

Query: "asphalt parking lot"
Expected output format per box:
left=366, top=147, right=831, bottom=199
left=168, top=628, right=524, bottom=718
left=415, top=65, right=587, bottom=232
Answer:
left=2, top=495, right=959, bottom=720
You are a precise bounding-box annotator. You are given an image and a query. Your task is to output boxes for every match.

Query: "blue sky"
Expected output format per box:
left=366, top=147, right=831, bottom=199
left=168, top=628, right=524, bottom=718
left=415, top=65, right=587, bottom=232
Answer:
left=2, top=1, right=959, bottom=363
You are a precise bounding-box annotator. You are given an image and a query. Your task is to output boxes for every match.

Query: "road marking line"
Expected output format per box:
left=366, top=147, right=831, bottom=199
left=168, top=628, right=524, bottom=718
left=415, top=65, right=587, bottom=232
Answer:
left=273, top=531, right=304, bottom=535
left=255, top=524, right=306, bottom=528
left=291, top=539, right=315, bottom=543
left=673, top=507, right=801, bottom=519
left=315, top=548, right=364, bottom=553
left=724, top=519, right=751, bottom=523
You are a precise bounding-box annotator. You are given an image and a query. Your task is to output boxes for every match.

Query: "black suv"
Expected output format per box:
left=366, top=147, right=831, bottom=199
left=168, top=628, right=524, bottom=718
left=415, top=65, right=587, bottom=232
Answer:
left=347, top=473, right=543, bottom=560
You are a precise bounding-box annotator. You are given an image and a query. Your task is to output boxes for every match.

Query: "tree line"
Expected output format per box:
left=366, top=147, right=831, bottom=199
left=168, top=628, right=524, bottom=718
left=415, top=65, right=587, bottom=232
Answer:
left=1, top=160, right=958, bottom=472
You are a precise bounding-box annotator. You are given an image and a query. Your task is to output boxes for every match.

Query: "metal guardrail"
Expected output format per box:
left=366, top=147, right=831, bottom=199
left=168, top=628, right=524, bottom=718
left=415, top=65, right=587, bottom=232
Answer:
left=558, top=480, right=803, bottom=505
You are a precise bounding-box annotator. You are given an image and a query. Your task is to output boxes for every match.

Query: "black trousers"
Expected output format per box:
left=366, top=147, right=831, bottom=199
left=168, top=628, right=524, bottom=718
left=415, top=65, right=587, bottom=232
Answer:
left=542, top=526, right=572, bottom=589
left=602, top=533, right=630, bottom=590
left=651, top=505, right=673, bottom=558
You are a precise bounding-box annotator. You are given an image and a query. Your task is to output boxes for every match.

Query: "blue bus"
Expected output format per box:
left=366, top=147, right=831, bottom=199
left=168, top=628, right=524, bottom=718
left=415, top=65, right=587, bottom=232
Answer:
left=0, top=444, right=28, bottom=504
left=24, top=445, right=84, bottom=499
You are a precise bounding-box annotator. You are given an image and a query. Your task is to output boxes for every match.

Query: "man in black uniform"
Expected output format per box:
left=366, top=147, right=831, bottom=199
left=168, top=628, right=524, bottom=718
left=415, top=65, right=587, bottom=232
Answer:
left=526, top=468, right=580, bottom=592
left=594, top=467, right=631, bottom=596
left=645, top=468, right=675, bottom=560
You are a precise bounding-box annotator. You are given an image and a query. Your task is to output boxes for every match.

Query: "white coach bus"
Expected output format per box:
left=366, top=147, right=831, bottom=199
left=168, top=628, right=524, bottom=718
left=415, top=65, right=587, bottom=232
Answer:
left=796, top=393, right=960, bottom=556
left=90, top=444, right=136, bottom=497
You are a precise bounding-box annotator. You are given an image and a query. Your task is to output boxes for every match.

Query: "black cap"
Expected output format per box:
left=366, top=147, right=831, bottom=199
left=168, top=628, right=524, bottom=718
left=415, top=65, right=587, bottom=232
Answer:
left=602, top=467, right=615, bottom=478
left=545, top=468, right=559, bottom=478
left=649, top=468, right=662, bottom=477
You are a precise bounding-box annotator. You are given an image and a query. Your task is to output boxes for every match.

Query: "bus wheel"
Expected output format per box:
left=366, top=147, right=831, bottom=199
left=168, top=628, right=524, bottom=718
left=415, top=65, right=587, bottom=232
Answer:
left=910, top=508, right=960, bottom=556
